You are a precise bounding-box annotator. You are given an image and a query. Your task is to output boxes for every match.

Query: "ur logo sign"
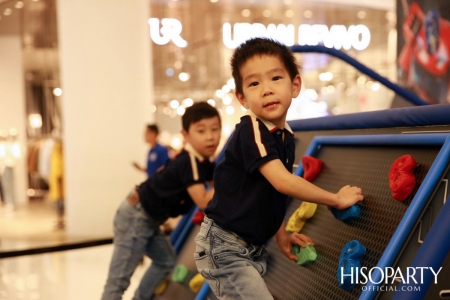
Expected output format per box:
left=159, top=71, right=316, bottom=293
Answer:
left=148, top=18, right=188, bottom=48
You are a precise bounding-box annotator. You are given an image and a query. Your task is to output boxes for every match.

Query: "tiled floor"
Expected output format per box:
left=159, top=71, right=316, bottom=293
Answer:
left=0, top=199, right=148, bottom=300
left=0, top=244, right=150, bottom=300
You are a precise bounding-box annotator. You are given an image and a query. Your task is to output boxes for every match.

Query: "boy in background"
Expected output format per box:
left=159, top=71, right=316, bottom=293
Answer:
left=133, top=124, right=169, bottom=177
left=195, top=38, right=364, bottom=299
left=101, top=102, right=221, bottom=300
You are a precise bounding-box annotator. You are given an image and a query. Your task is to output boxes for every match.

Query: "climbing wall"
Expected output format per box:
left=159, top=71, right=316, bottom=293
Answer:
left=263, top=144, right=441, bottom=300
left=153, top=224, right=201, bottom=300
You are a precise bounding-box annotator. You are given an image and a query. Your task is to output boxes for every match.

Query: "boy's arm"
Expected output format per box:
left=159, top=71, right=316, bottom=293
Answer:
left=275, top=221, right=313, bottom=261
left=186, top=184, right=214, bottom=210
left=132, top=161, right=146, bottom=173
left=259, top=159, right=363, bottom=209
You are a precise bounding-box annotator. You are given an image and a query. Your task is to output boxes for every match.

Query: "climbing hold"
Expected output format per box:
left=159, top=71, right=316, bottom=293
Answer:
left=389, top=155, right=417, bottom=201
left=302, top=156, right=323, bottom=182
left=286, top=202, right=318, bottom=232
left=337, top=240, right=366, bottom=290
left=172, top=264, right=196, bottom=285
left=331, top=205, right=360, bottom=222
left=154, top=277, right=169, bottom=295
left=192, top=210, right=205, bottom=225
left=291, top=244, right=317, bottom=266
left=189, top=273, right=205, bottom=293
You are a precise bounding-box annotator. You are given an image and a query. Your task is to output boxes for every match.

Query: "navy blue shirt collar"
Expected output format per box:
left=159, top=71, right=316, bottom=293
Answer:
left=184, top=143, right=209, bottom=163
left=246, top=109, right=293, bottom=134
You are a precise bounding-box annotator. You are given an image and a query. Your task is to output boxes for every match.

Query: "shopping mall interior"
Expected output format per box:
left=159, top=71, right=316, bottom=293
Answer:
left=1, top=0, right=450, bottom=299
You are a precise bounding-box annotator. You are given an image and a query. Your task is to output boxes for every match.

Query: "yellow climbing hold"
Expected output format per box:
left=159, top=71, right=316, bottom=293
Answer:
left=286, top=202, right=318, bottom=232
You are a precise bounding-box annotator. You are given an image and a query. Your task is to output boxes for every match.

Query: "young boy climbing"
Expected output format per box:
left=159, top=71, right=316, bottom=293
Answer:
left=195, top=38, right=364, bottom=300
left=101, top=102, right=221, bottom=300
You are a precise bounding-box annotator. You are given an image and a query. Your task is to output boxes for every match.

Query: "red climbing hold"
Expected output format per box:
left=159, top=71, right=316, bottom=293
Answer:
left=389, top=155, right=417, bottom=201
left=302, top=156, right=323, bottom=181
left=192, top=210, right=205, bottom=225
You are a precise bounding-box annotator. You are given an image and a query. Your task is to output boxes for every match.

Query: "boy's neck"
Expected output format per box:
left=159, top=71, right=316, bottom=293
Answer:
left=184, top=143, right=209, bottom=162
left=246, top=109, right=289, bottom=131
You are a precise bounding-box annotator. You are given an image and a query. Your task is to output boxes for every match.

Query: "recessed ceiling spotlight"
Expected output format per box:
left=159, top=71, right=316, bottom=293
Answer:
left=303, top=10, right=313, bottom=19
left=285, top=10, right=294, bottom=18
left=241, top=9, right=251, bottom=17
left=357, top=11, right=367, bottom=19
left=263, top=9, right=272, bottom=17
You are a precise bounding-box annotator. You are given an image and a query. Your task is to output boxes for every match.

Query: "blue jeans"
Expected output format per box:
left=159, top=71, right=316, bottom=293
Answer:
left=194, top=216, right=273, bottom=300
left=101, top=193, right=176, bottom=300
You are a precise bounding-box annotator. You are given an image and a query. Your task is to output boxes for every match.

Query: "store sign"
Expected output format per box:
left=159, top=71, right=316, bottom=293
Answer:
left=148, top=18, right=371, bottom=51
left=223, top=23, right=371, bottom=50
left=148, top=18, right=188, bottom=48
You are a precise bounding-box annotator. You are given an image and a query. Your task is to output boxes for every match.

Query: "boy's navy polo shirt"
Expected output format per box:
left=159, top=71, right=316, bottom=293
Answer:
left=205, top=111, right=296, bottom=245
left=137, top=143, right=215, bottom=222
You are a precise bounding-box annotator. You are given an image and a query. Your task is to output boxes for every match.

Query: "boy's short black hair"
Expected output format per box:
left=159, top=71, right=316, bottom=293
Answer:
left=231, top=37, right=300, bottom=95
left=146, top=124, right=159, bottom=134
left=182, top=102, right=221, bottom=131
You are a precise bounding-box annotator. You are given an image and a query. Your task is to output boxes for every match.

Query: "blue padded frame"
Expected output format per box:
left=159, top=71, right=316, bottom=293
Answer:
left=288, top=103, right=450, bottom=132
left=290, top=45, right=428, bottom=106
left=393, top=195, right=450, bottom=299
left=294, top=133, right=450, bottom=300
left=169, top=205, right=197, bottom=254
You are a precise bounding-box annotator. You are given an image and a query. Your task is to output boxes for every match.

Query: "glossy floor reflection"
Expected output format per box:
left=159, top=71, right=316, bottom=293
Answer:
left=0, top=244, right=150, bottom=300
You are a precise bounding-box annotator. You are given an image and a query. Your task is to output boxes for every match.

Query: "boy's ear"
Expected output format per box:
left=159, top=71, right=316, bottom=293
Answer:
left=235, top=91, right=249, bottom=109
left=292, top=75, right=302, bottom=98
left=181, top=129, right=189, bottom=142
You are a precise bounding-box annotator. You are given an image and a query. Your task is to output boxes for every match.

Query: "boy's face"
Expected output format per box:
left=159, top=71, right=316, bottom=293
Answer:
left=235, top=55, right=301, bottom=128
left=145, top=129, right=157, bottom=145
left=182, top=116, right=221, bottom=158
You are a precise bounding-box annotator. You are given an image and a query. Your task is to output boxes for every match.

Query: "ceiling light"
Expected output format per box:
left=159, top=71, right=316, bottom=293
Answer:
left=15, top=1, right=24, bottom=9
left=207, top=99, right=216, bottom=107
left=357, top=11, right=367, bottom=19
left=53, top=88, right=62, bottom=96
left=241, top=9, right=251, bottom=17
left=357, top=76, right=366, bottom=86
left=225, top=106, right=235, bottom=115
left=263, top=10, right=272, bottom=17
left=176, top=106, right=185, bottom=115
left=182, top=98, right=193, bottom=107
left=169, top=100, right=180, bottom=109
left=303, top=10, right=312, bottom=19
left=178, top=72, right=190, bottom=81
left=222, top=95, right=232, bottom=105
left=285, top=10, right=294, bottom=18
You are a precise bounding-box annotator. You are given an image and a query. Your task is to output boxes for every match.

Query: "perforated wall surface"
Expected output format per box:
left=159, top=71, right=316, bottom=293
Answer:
left=263, top=145, right=440, bottom=300
left=154, top=226, right=200, bottom=300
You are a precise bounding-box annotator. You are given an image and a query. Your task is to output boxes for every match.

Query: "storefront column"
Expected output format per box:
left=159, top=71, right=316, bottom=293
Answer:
left=56, top=0, right=153, bottom=236
left=0, top=11, right=28, bottom=208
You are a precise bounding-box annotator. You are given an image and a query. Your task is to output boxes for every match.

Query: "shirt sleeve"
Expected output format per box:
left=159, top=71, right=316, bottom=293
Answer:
left=236, top=117, right=279, bottom=174
left=157, top=145, right=170, bottom=168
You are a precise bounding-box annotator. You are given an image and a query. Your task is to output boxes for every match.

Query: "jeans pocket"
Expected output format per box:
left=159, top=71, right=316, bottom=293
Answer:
left=194, top=240, right=212, bottom=271
left=114, top=210, right=132, bottom=235
left=210, top=232, right=248, bottom=268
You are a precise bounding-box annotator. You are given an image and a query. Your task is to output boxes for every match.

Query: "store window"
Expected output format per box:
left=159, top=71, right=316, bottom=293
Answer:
left=149, top=0, right=397, bottom=149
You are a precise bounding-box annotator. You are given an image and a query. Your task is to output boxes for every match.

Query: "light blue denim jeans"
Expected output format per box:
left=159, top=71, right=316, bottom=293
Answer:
left=101, top=193, right=176, bottom=300
left=194, top=216, right=273, bottom=300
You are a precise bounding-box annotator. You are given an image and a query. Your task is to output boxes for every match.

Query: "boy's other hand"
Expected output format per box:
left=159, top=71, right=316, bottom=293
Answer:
left=277, top=232, right=314, bottom=261
left=336, top=185, right=364, bottom=210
